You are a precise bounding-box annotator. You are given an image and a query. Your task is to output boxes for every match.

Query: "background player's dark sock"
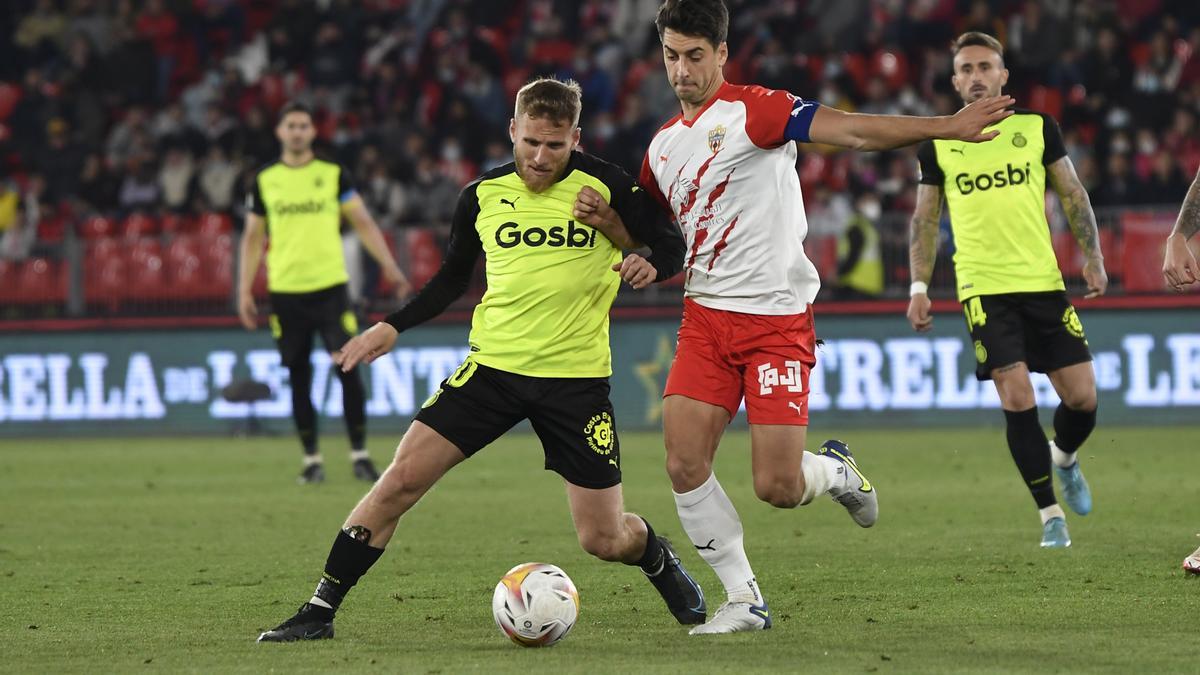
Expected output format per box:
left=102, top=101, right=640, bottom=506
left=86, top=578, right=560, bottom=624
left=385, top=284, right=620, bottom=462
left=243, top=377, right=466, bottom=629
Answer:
left=1052, top=403, right=1096, bottom=455
left=309, top=529, right=385, bottom=615
left=336, top=367, right=367, bottom=450
left=632, top=517, right=665, bottom=575
left=289, top=361, right=319, bottom=456
left=1004, top=407, right=1056, bottom=509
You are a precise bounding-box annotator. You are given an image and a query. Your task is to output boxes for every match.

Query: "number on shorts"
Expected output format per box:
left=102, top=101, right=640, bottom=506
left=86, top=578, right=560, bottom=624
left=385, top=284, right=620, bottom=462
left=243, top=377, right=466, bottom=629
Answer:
left=446, top=358, right=478, bottom=388
left=963, top=297, right=988, bottom=329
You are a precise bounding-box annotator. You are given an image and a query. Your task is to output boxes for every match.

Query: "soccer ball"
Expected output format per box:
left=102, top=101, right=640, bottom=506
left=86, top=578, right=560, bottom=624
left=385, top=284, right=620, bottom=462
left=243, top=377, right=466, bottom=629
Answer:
left=491, top=562, right=579, bottom=647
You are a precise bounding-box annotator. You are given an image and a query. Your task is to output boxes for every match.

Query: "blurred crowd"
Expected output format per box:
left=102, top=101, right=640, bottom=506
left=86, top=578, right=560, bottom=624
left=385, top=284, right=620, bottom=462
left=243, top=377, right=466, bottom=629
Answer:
left=1, top=0, right=1198, bottom=263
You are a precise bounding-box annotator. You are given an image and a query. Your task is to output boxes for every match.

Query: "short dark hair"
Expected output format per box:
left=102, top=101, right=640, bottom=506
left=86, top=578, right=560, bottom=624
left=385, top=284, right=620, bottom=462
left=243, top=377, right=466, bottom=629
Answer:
left=514, top=78, right=583, bottom=127
left=277, top=101, right=313, bottom=123
left=953, top=32, right=1004, bottom=60
left=655, top=0, right=729, bottom=48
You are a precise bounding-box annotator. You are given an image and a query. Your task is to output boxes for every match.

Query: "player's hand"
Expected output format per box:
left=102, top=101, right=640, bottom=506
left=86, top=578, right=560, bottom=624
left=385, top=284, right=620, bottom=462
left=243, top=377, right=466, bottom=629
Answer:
left=612, top=253, right=657, bottom=289
left=575, top=186, right=636, bottom=248
left=907, top=293, right=933, bottom=332
left=1163, top=233, right=1199, bottom=292
left=1082, top=256, right=1108, bottom=298
left=237, top=292, right=258, bottom=330
left=333, top=322, right=399, bottom=372
left=948, top=95, right=1015, bottom=143
left=384, top=265, right=413, bottom=299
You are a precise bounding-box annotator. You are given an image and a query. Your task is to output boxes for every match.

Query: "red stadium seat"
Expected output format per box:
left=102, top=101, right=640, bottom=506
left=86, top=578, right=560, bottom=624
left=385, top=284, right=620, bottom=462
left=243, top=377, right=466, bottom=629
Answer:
left=1028, top=85, right=1063, bottom=120
left=36, top=215, right=68, bottom=243
left=0, top=83, right=20, bottom=121
left=159, top=212, right=193, bottom=234
left=122, top=212, right=160, bottom=239
left=17, top=257, right=66, bottom=303
left=0, top=259, right=18, bottom=303
left=405, top=228, right=443, bottom=289
left=80, top=215, right=115, bottom=239
left=197, top=212, right=232, bottom=236
left=128, top=251, right=167, bottom=296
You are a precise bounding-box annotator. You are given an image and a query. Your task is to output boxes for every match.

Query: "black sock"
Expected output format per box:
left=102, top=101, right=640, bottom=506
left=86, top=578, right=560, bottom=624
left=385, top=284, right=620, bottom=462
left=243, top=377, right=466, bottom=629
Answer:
left=1052, top=403, right=1096, bottom=456
left=311, top=529, right=385, bottom=615
left=290, top=361, right=318, bottom=456
left=1003, top=407, right=1056, bottom=510
left=337, top=367, right=367, bottom=451
left=631, top=517, right=665, bottom=575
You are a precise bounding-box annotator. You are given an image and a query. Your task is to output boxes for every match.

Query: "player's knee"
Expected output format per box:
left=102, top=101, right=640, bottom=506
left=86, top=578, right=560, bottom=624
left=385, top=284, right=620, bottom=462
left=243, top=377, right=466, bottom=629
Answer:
left=753, top=479, right=801, bottom=509
left=664, top=452, right=710, bottom=492
left=577, top=529, right=625, bottom=562
left=1061, top=388, right=1096, bottom=412
left=996, top=383, right=1036, bottom=410
left=375, top=459, right=424, bottom=504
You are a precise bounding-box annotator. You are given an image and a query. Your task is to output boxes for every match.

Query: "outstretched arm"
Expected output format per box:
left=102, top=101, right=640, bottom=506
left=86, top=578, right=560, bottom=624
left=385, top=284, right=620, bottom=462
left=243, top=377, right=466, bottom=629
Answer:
left=1046, top=156, right=1107, bottom=298
left=807, top=95, right=1014, bottom=152
left=1163, top=168, right=1200, bottom=291
left=342, top=195, right=412, bottom=298
left=906, top=184, right=943, bottom=332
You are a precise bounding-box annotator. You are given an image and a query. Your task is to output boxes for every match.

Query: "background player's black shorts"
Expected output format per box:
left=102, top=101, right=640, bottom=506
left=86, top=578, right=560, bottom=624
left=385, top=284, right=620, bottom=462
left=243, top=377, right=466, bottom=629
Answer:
left=961, top=291, right=1092, bottom=381
left=415, top=360, right=621, bottom=489
left=268, top=284, right=358, bottom=368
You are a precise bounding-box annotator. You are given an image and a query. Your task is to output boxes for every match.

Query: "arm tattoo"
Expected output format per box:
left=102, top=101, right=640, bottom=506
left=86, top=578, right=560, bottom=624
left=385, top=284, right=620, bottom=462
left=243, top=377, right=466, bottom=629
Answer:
left=1171, top=171, right=1200, bottom=241
left=1048, top=159, right=1102, bottom=259
left=909, top=185, right=943, bottom=284
left=994, top=362, right=1024, bottom=374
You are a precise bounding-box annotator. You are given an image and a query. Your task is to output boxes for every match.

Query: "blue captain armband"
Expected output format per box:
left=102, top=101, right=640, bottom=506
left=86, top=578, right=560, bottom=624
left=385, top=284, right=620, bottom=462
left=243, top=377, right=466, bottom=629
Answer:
left=784, top=98, right=820, bottom=143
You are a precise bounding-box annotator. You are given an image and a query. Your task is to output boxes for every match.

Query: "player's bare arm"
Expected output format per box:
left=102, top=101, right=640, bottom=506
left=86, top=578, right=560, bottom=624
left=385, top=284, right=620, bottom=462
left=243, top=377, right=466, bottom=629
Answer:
left=342, top=195, right=413, bottom=299
left=236, top=213, right=267, bottom=330
left=334, top=321, right=399, bottom=372
left=574, top=186, right=641, bottom=249
left=807, top=95, right=1014, bottom=152
left=1163, top=169, right=1200, bottom=291
left=907, top=184, right=942, bottom=332
left=1046, top=157, right=1107, bottom=298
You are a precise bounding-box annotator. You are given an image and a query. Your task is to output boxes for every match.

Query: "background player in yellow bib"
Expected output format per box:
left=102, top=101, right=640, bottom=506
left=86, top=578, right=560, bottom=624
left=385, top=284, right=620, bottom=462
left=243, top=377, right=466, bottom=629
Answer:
left=906, top=32, right=1107, bottom=549
left=257, top=79, right=703, bottom=643
left=239, top=102, right=412, bottom=485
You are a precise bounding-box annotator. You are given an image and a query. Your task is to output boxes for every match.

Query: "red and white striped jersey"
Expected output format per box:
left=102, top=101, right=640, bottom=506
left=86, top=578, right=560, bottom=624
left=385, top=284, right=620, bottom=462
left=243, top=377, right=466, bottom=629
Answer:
left=640, top=81, right=820, bottom=315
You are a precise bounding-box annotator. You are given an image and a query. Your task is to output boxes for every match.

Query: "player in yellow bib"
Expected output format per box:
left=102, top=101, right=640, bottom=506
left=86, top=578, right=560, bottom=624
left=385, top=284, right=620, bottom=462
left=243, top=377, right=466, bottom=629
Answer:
left=258, top=79, right=705, bottom=643
left=239, top=102, right=411, bottom=485
left=906, top=33, right=1108, bottom=548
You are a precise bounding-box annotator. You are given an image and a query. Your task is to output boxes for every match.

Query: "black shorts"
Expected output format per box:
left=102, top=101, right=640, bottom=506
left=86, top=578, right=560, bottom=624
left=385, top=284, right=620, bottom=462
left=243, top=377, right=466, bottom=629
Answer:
left=268, top=284, right=358, bottom=368
left=961, top=291, right=1092, bottom=381
left=415, top=360, right=621, bottom=489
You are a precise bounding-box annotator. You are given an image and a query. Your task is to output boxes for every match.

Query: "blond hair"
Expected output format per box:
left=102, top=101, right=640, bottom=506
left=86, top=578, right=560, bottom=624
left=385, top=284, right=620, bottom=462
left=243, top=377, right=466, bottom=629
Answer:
left=514, top=78, right=582, bottom=127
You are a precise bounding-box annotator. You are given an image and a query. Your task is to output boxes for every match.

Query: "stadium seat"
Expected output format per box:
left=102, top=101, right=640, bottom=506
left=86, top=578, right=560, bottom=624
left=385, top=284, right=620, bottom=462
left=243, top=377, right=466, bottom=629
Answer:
left=197, top=212, right=233, bottom=236
left=405, top=228, right=443, bottom=289
left=17, top=257, right=66, bottom=304
left=36, top=215, right=68, bottom=243
left=128, top=251, right=167, bottom=297
left=122, top=213, right=160, bottom=239
left=159, top=212, right=192, bottom=234
left=79, top=215, right=116, bottom=239
left=0, top=259, right=17, bottom=303
left=1052, top=230, right=1083, bottom=276
left=1028, top=85, right=1063, bottom=120
left=0, top=82, right=19, bottom=121
left=1120, top=213, right=1171, bottom=292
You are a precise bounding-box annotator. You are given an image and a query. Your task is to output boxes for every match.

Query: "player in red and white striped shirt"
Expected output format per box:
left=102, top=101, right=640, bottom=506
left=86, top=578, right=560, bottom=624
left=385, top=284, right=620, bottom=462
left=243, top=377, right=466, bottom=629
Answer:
left=630, top=0, right=1012, bottom=634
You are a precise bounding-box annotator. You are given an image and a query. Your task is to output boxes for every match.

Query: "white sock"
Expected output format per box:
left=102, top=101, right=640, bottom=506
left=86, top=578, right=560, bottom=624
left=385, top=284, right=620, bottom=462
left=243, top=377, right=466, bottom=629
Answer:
left=303, top=454, right=323, bottom=467
left=1049, top=440, right=1075, bottom=469
left=800, top=451, right=845, bottom=504
left=349, top=449, right=370, bottom=462
left=308, top=595, right=333, bottom=609
left=673, top=473, right=757, bottom=602
left=1039, top=504, right=1066, bottom=524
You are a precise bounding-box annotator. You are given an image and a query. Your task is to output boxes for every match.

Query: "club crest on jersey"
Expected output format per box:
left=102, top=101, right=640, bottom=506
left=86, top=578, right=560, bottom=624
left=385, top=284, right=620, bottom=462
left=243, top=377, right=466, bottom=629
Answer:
left=707, top=125, right=726, bottom=153
left=1012, top=132, right=1027, bottom=148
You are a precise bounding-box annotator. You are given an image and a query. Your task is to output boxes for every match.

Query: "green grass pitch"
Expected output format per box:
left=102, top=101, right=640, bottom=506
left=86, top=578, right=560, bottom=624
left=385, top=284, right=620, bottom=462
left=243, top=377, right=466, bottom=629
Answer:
left=1, top=426, right=1196, bottom=673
